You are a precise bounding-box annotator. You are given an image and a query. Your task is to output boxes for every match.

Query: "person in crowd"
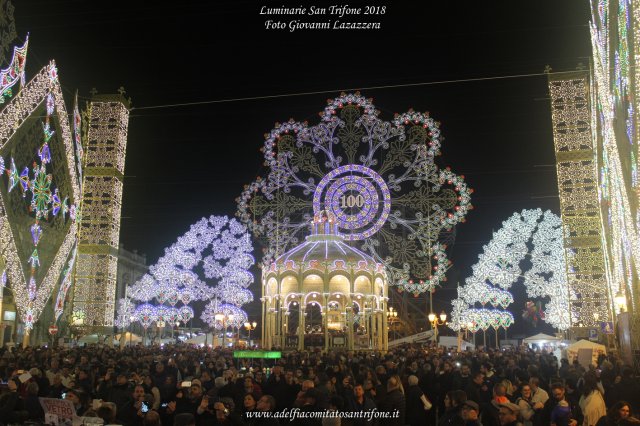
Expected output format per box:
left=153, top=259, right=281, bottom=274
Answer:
left=379, top=375, right=405, bottom=426
left=97, top=402, right=117, bottom=424
left=65, top=388, right=91, bottom=417
left=323, top=395, right=344, bottom=426
left=454, top=364, right=473, bottom=392
left=46, top=358, right=61, bottom=385
left=543, top=382, right=582, bottom=426
left=142, top=374, right=162, bottom=410
left=242, top=392, right=259, bottom=424
left=498, top=402, right=522, bottom=426
left=596, top=401, right=640, bottom=426
left=580, top=373, right=607, bottom=426
left=24, top=381, right=44, bottom=421
left=1, top=340, right=637, bottom=426
left=254, top=395, right=279, bottom=426
left=466, top=372, right=486, bottom=405
left=516, top=383, right=536, bottom=426
left=438, top=390, right=467, bottom=426
left=406, top=374, right=432, bottom=426
left=609, top=368, right=640, bottom=414
left=438, top=361, right=456, bottom=412
left=347, top=383, right=377, bottom=426
left=48, top=372, right=68, bottom=399
left=117, top=383, right=148, bottom=425
left=143, top=409, right=162, bottom=426
left=461, top=400, right=482, bottom=426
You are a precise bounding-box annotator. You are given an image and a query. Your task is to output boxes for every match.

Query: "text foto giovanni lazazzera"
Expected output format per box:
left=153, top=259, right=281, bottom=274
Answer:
left=260, top=4, right=387, bottom=31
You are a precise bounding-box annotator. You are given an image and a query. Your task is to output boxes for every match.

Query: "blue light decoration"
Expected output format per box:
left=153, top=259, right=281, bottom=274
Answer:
left=237, top=93, right=473, bottom=293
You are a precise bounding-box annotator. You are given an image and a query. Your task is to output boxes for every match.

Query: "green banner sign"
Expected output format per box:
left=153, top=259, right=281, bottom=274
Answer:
left=233, top=350, right=281, bottom=359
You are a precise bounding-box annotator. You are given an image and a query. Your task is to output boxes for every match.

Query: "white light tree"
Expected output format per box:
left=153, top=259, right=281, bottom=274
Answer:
left=450, top=209, right=571, bottom=333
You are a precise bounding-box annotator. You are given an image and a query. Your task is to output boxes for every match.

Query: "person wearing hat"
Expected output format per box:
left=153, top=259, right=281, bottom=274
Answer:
left=461, top=400, right=482, bottom=426
left=498, top=402, right=522, bottom=426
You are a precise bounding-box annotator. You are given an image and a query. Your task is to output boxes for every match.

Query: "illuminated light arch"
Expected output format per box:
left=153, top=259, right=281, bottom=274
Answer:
left=450, top=209, right=571, bottom=332
left=116, top=215, right=254, bottom=329
left=0, top=58, right=81, bottom=333
left=238, top=93, right=472, bottom=294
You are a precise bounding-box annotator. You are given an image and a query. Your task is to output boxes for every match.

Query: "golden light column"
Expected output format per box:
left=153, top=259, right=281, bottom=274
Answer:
left=73, top=90, right=130, bottom=336
left=547, top=72, right=611, bottom=327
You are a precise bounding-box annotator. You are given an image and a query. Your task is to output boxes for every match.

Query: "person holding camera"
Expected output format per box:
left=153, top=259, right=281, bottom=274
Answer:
left=204, top=397, right=245, bottom=426
left=117, top=383, right=148, bottom=425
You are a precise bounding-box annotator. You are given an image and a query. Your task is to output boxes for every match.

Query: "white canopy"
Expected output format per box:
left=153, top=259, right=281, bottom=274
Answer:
left=524, top=333, right=560, bottom=345
left=185, top=333, right=214, bottom=345
left=566, top=339, right=606, bottom=367
left=115, top=332, right=142, bottom=343
left=78, top=334, right=118, bottom=345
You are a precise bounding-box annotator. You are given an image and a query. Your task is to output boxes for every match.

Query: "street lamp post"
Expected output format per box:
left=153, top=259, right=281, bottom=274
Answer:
left=457, top=321, right=474, bottom=352
left=244, top=321, right=257, bottom=347
left=215, top=313, right=235, bottom=347
left=615, top=290, right=627, bottom=313
left=428, top=310, right=447, bottom=342
left=386, top=307, right=398, bottom=340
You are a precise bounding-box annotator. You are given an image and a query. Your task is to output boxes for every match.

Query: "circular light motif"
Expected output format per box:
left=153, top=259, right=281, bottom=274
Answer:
left=313, top=164, right=390, bottom=240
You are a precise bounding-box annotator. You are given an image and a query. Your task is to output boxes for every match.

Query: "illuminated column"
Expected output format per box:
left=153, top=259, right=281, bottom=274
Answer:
left=382, top=305, right=389, bottom=350
left=323, top=294, right=329, bottom=352
left=548, top=72, right=611, bottom=326
left=278, top=298, right=284, bottom=347
left=298, top=306, right=305, bottom=350
left=261, top=296, right=266, bottom=348
left=346, top=303, right=354, bottom=350
left=74, top=92, right=130, bottom=334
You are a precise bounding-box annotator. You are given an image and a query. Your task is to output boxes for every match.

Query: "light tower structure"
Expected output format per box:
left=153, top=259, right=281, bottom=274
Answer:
left=73, top=90, right=130, bottom=336
left=548, top=1, right=640, bottom=365
left=547, top=71, right=610, bottom=327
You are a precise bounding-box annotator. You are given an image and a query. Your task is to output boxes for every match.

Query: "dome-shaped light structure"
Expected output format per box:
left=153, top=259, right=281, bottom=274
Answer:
left=262, top=211, right=389, bottom=351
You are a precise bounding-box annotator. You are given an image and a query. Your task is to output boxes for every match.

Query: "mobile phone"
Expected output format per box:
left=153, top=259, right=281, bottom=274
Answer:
left=61, top=392, right=67, bottom=399
left=181, top=381, right=191, bottom=388
left=141, top=402, right=149, bottom=413
left=161, top=402, right=168, bottom=408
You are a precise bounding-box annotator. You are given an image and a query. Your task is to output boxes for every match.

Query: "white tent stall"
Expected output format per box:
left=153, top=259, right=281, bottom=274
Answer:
left=565, top=339, right=606, bottom=368
left=523, top=333, right=560, bottom=347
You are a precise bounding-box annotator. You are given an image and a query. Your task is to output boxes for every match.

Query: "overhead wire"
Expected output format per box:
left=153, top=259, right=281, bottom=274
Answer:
left=130, top=70, right=587, bottom=111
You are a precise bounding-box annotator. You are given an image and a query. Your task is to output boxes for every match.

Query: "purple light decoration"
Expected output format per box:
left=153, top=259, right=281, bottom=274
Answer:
left=7, top=158, right=18, bottom=192
left=38, top=142, right=51, bottom=164
left=46, top=94, right=55, bottom=116
left=51, top=189, right=61, bottom=216
left=30, top=223, right=42, bottom=246
left=28, top=276, right=37, bottom=300
left=313, top=164, right=391, bottom=241
left=19, top=167, right=29, bottom=192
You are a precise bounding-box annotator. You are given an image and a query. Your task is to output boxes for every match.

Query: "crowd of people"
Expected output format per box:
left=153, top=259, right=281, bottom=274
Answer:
left=0, top=342, right=638, bottom=426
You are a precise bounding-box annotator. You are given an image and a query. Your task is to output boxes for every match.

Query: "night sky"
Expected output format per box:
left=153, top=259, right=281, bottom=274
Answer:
left=12, top=1, right=593, bottom=336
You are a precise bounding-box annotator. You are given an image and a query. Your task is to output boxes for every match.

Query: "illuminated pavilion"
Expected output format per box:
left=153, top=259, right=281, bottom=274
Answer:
left=261, top=211, right=389, bottom=352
